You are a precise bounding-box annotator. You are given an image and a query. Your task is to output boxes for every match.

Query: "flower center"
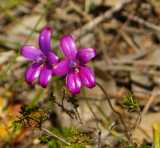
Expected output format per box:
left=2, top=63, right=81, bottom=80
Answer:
left=35, top=55, right=47, bottom=64
left=36, top=57, right=43, bottom=63
left=69, top=60, right=79, bottom=69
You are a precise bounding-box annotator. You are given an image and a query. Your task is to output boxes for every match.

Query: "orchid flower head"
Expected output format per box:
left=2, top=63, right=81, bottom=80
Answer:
left=20, top=26, right=59, bottom=87
left=53, top=35, right=96, bottom=94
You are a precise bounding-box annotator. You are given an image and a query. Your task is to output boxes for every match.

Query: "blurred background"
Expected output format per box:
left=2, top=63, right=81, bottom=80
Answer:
left=1, top=0, right=160, bottom=147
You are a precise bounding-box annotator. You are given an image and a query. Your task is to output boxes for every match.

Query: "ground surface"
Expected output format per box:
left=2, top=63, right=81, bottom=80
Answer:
left=0, top=0, right=160, bottom=147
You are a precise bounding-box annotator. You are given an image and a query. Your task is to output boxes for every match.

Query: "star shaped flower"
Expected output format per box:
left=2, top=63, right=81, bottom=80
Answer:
left=20, top=26, right=59, bottom=87
left=53, top=35, right=96, bottom=94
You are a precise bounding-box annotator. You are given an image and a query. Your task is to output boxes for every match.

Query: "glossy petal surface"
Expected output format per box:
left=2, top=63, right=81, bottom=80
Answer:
left=39, top=65, right=52, bottom=87
left=77, top=48, right=96, bottom=63
left=25, top=63, right=41, bottom=84
left=66, top=72, right=81, bottom=94
left=60, top=35, right=77, bottom=59
left=47, top=51, right=59, bottom=64
left=79, top=66, right=96, bottom=88
left=20, top=45, right=43, bottom=61
left=53, top=59, right=69, bottom=76
left=39, top=26, right=52, bottom=54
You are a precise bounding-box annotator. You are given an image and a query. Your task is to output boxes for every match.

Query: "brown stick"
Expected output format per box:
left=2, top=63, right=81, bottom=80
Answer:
left=96, top=82, right=131, bottom=141
left=142, top=88, right=157, bottom=116
left=127, top=14, right=160, bottom=32
left=73, top=0, right=132, bottom=38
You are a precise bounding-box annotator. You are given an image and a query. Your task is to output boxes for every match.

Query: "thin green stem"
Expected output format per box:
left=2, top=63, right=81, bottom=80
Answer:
left=30, top=88, right=45, bottom=107
left=41, top=127, right=71, bottom=146
left=23, top=14, right=44, bottom=44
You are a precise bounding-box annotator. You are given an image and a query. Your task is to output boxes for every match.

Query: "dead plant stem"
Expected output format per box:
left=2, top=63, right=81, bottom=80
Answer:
left=96, top=82, right=131, bottom=141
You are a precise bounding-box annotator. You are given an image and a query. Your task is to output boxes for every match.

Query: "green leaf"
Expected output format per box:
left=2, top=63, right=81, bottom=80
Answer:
left=48, top=140, right=61, bottom=148
left=20, top=104, right=38, bottom=116
left=11, top=120, right=22, bottom=133
left=140, top=144, right=151, bottom=148
left=39, top=135, right=50, bottom=144
left=62, top=127, right=79, bottom=137
left=123, top=93, right=139, bottom=111
left=64, top=144, right=85, bottom=148
left=153, top=124, right=160, bottom=148
left=128, top=143, right=137, bottom=148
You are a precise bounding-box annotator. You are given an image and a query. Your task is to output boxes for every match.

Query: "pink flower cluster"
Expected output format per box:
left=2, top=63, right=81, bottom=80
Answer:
left=20, top=26, right=96, bottom=95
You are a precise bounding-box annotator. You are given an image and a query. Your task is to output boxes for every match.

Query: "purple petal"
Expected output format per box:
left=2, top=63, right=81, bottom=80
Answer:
left=39, top=26, right=53, bottom=54
left=25, top=63, right=41, bottom=84
left=39, top=65, right=52, bottom=87
left=47, top=51, right=59, bottom=64
left=53, top=59, right=69, bottom=76
left=66, top=72, right=81, bottom=94
left=79, top=66, right=96, bottom=88
left=20, top=45, right=43, bottom=61
left=60, top=35, right=77, bottom=59
left=77, top=48, right=96, bottom=63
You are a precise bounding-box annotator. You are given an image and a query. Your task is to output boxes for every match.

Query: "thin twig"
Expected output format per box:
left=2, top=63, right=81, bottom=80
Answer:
left=119, top=30, right=140, bottom=52
left=127, top=14, right=160, bottom=32
left=86, top=100, right=101, bottom=147
left=142, top=88, right=157, bottom=116
left=74, top=107, right=83, bottom=124
left=73, top=0, right=132, bottom=38
left=41, top=127, right=71, bottom=146
left=0, top=0, right=132, bottom=63
left=97, top=130, right=101, bottom=148
left=96, top=82, right=131, bottom=141
left=95, top=61, right=160, bottom=77
left=131, top=109, right=142, bottom=132
left=137, top=125, right=152, bottom=141
left=86, top=99, right=100, bottom=130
